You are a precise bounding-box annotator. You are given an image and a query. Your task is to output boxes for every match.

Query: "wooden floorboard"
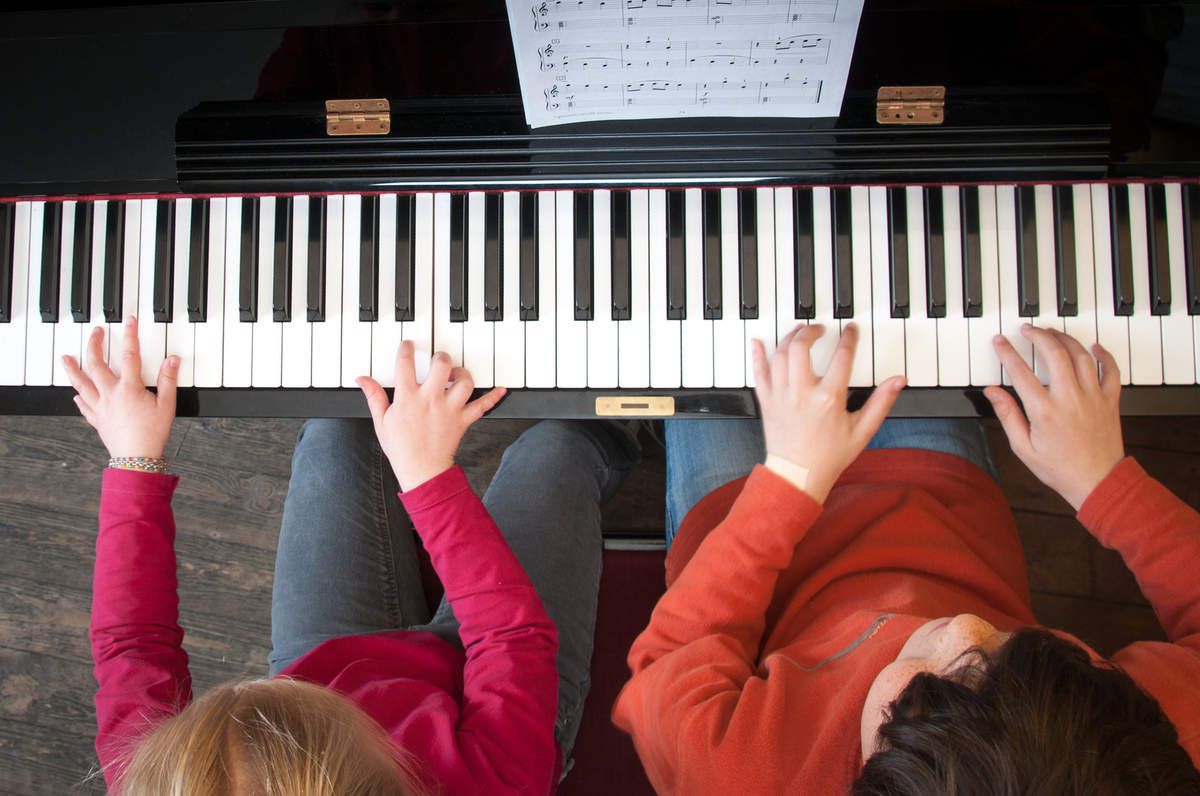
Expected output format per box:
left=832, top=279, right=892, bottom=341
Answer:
left=0, top=414, right=1196, bottom=794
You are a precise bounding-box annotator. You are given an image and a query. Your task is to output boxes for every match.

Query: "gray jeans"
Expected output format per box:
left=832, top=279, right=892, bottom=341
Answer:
left=268, top=418, right=639, bottom=765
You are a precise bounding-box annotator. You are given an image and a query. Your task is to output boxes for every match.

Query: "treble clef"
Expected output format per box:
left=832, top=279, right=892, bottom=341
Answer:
left=538, top=42, right=556, bottom=71
left=531, top=2, right=549, bottom=30
left=544, top=85, right=560, bottom=110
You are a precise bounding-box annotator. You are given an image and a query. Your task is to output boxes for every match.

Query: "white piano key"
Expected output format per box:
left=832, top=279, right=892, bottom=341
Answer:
left=1089, top=184, right=1131, bottom=385
left=525, top=191, right=556, bottom=387
left=464, top=191, right=494, bottom=387
left=968, top=186, right=1002, bottom=386
left=408, top=192, right=435, bottom=384
left=869, top=187, right=906, bottom=386
left=223, top=199, right=253, bottom=388
left=341, top=195, right=372, bottom=387
left=1126, top=184, right=1164, bottom=385
left=1162, top=183, right=1195, bottom=385
left=494, top=191, right=524, bottom=387
left=619, top=189, right=651, bottom=388
left=680, top=188, right=713, bottom=388
left=588, top=189, right=619, bottom=388
left=810, top=187, right=837, bottom=376
left=995, top=185, right=1031, bottom=386
left=165, top=199, right=195, bottom=387
left=713, top=187, right=744, bottom=387
left=431, top=192, right=462, bottom=376
left=372, top=193, right=402, bottom=388
left=0, top=202, right=31, bottom=385
left=556, top=190, right=588, bottom=388
left=1062, top=185, right=1098, bottom=354
left=773, top=186, right=798, bottom=346
left=282, top=195, right=312, bottom=388
left=937, top=186, right=971, bottom=386
left=847, top=186, right=874, bottom=387
left=194, top=198, right=226, bottom=388
left=252, top=197, right=283, bottom=388
left=137, top=200, right=166, bottom=387
left=1032, top=184, right=1065, bottom=383
left=905, top=186, right=938, bottom=386
left=52, top=201, right=81, bottom=386
left=112, top=201, right=141, bottom=381
left=649, top=189, right=681, bottom=388
left=24, top=202, right=53, bottom=386
left=312, top=195, right=344, bottom=388
left=745, top=187, right=776, bottom=387
left=89, top=202, right=109, bottom=362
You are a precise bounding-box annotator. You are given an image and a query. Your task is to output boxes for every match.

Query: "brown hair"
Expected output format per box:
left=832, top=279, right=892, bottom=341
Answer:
left=853, top=628, right=1200, bottom=795
left=115, top=678, right=434, bottom=796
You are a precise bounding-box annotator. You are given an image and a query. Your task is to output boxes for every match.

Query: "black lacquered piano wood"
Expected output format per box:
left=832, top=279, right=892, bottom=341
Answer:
left=666, top=190, right=686, bottom=321
left=306, top=196, right=326, bottom=321
left=69, top=202, right=93, bottom=322
left=272, top=197, right=292, bottom=322
left=887, top=187, right=910, bottom=318
left=1053, top=185, right=1078, bottom=316
left=611, top=190, right=631, bottom=321
left=186, top=199, right=209, bottom=322
left=39, top=202, right=63, bottom=323
left=483, top=192, right=502, bottom=321
left=738, top=189, right=757, bottom=319
left=793, top=188, right=815, bottom=319
left=1147, top=183, right=1171, bottom=316
left=519, top=192, right=537, bottom=321
left=102, top=201, right=125, bottom=322
left=832, top=187, right=853, bottom=319
left=574, top=192, right=593, bottom=321
left=924, top=187, right=946, bottom=318
left=961, top=186, right=983, bottom=318
left=702, top=189, right=721, bottom=319
left=0, top=204, right=13, bottom=323
left=151, top=199, right=174, bottom=323
left=395, top=194, right=414, bottom=321
left=239, top=197, right=259, bottom=322
left=1016, top=185, right=1039, bottom=317
left=1186, top=184, right=1200, bottom=316
left=359, top=194, right=378, bottom=322
left=448, top=193, right=467, bottom=322
left=1109, top=185, right=1135, bottom=316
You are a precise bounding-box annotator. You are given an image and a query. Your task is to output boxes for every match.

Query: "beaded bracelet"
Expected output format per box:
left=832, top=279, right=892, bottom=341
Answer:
left=107, top=456, right=170, bottom=475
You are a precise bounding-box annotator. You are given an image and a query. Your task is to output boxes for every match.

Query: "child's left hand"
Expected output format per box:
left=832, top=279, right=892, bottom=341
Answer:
left=63, top=316, right=180, bottom=459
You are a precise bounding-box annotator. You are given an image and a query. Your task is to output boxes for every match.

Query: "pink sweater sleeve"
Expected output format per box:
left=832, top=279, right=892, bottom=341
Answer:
left=399, top=466, right=560, bottom=792
left=90, top=468, right=190, bottom=787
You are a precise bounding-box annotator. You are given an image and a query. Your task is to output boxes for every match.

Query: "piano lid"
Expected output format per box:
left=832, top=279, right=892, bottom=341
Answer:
left=1, top=1, right=1198, bottom=196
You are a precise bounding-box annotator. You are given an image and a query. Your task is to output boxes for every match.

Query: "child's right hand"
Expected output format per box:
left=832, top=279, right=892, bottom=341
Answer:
left=356, top=342, right=506, bottom=491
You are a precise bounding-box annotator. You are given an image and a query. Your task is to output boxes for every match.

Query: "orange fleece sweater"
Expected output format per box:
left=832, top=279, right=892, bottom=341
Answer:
left=612, top=449, right=1200, bottom=794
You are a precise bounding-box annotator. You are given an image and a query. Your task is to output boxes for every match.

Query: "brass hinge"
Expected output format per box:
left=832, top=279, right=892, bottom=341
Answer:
left=325, top=98, right=391, bottom=136
left=876, top=86, right=945, bottom=125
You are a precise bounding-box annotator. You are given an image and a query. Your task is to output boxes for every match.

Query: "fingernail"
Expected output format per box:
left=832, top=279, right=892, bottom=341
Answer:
left=167, top=355, right=179, bottom=368
left=126, top=315, right=135, bottom=325
left=992, top=334, right=1004, bottom=345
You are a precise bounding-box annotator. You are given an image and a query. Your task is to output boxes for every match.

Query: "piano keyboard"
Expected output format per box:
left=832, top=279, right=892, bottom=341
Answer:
left=2, top=182, right=1198, bottom=394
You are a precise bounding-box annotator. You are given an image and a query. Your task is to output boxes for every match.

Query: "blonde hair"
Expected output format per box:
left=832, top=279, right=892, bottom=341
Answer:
left=115, top=678, right=434, bottom=796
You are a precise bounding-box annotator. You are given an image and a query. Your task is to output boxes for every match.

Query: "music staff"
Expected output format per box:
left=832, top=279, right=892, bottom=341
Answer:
left=538, top=35, right=830, bottom=71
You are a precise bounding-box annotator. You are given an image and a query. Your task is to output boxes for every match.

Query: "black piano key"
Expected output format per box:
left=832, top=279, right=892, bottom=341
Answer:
left=151, top=200, right=173, bottom=323
left=1016, top=186, right=1039, bottom=318
left=961, top=186, right=983, bottom=318
left=449, top=193, right=467, bottom=322
left=40, top=202, right=63, bottom=322
left=702, top=188, right=721, bottom=319
left=102, top=202, right=125, bottom=322
left=1109, top=185, right=1135, bottom=316
left=887, top=187, right=910, bottom=318
left=272, top=197, right=292, bottom=322
left=832, top=187, right=853, bottom=319
left=1053, top=185, right=1078, bottom=317
left=186, top=199, right=209, bottom=322
left=666, top=190, right=686, bottom=321
left=1147, top=183, right=1171, bottom=316
left=70, top=202, right=94, bottom=322
left=1186, top=183, right=1200, bottom=315
left=359, top=195, right=378, bottom=322
left=0, top=204, right=14, bottom=323
left=239, top=197, right=259, bottom=322
left=793, top=188, right=815, bottom=319
left=738, top=189, right=758, bottom=319
left=307, top=196, right=326, bottom=322
left=484, top=193, right=502, bottom=321
left=924, top=187, right=947, bottom=318
left=395, top=194, right=414, bottom=321
left=574, top=192, right=594, bottom=321
left=519, top=192, right=538, bottom=321
left=611, top=191, right=632, bottom=321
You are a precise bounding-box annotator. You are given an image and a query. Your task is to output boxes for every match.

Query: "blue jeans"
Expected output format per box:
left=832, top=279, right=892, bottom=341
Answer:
left=664, top=418, right=998, bottom=547
left=268, top=418, right=640, bottom=766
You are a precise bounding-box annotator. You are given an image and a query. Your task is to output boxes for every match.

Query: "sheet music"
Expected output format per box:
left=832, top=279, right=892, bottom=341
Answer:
left=507, top=0, right=865, bottom=128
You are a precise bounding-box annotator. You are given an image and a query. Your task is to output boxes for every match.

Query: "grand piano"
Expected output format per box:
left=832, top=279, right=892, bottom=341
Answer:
left=1, top=0, right=1197, bottom=418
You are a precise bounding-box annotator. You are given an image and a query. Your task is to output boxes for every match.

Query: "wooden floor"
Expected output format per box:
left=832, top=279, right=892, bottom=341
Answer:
left=0, top=412, right=1196, bottom=795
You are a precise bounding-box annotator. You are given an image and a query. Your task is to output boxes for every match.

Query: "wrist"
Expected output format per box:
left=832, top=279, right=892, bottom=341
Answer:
left=392, top=458, right=455, bottom=492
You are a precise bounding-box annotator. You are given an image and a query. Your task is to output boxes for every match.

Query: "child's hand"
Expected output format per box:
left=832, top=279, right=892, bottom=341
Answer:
left=63, top=317, right=180, bottom=459
left=357, top=341, right=507, bottom=491
left=985, top=325, right=1124, bottom=511
left=752, top=323, right=905, bottom=503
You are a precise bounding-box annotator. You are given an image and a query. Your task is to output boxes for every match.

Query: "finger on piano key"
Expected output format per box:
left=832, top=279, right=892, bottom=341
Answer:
left=886, top=187, right=909, bottom=319
left=408, top=192, right=435, bottom=384
left=847, top=185, right=874, bottom=387
left=151, top=199, right=173, bottom=324
left=112, top=200, right=140, bottom=380
left=525, top=191, right=555, bottom=387
left=791, top=187, right=816, bottom=321
left=1126, top=184, right=1163, bottom=385
left=588, top=189, right=619, bottom=388
left=306, top=196, right=326, bottom=322
left=702, top=188, right=721, bottom=320
left=448, top=193, right=467, bottom=323
left=619, top=189, right=651, bottom=388
left=271, top=196, right=292, bottom=323
left=924, top=187, right=947, bottom=319
left=341, top=194, right=372, bottom=387
left=70, top=201, right=94, bottom=323
left=1109, top=184, right=1136, bottom=317
left=665, top=190, right=685, bottom=322
left=186, top=198, right=209, bottom=323
left=39, top=202, right=62, bottom=324
left=253, top=196, right=283, bottom=388
left=1053, top=185, right=1079, bottom=318
left=738, top=189, right=759, bottom=321
left=1062, top=185, right=1097, bottom=355
left=373, top=193, right=401, bottom=387
left=1089, top=184, right=1131, bottom=385
left=682, top=187, right=714, bottom=388
left=713, top=187, right=743, bottom=387
left=810, top=186, right=837, bottom=375
left=0, top=202, right=31, bottom=385
left=967, top=186, right=1002, bottom=386
left=1033, top=184, right=1065, bottom=383
left=52, top=201, right=81, bottom=386
left=0, top=203, right=13, bottom=325
left=905, top=186, right=938, bottom=386
left=575, top=192, right=595, bottom=322
left=166, top=198, right=195, bottom=387
left=282, top=195, right=313, bottom=388
left=312, top=194, right=344, bottom=388
left=1016, top=185, right=1039, bottom=319
left=88, top=202, right=108, bottom=363
left=870, top=186, right=906, bottom=387
left=494, top=191, right=525, bottom=387
left=195, top=198, right=227, bottom=388
left=1162, top=182, right=1196, bottom=385
left=832, top=187, right=854, bottom=321
left=937, top=186, right=971, bottom=385
left=137, top=200, right=167, bottom=386
left=611, top=190, right=633, bottom=322
left=995, top=185, right=1032, bottom=386
left=224, top=198, right=254, bottom=388
left=103, top=201, right=127, bottom=324
left=773, top=186, right=798, bottom=347
left=395, top=194, right=415, bottom=322
left=24, top=202, right=53, bottom=385
left=1147, top=183, right=1172, bottom=317
left=483, top=192, right=502, bottom=322
left=649, top=189, right=681, bottom=388
left=745, top=187, right=776, bottom=387
left=463, top=191, right=494, bottom=387
left=556, top=190, right=587, bottom=388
